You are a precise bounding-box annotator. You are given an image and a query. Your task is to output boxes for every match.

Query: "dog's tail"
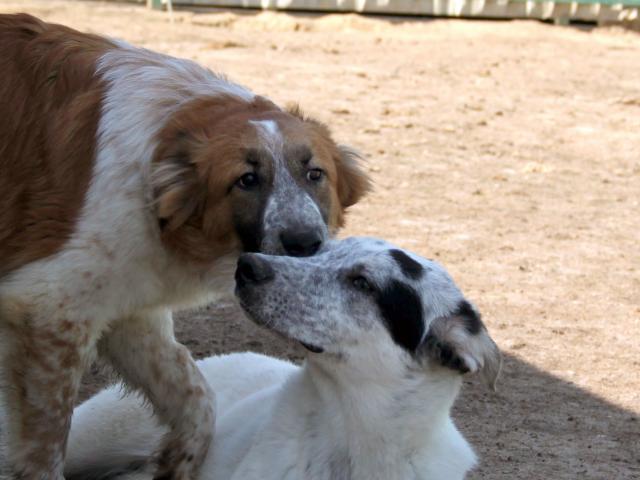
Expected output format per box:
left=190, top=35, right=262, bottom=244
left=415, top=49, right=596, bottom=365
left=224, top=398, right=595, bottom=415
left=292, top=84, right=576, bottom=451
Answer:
left=65, top=386, right=164, bottom=480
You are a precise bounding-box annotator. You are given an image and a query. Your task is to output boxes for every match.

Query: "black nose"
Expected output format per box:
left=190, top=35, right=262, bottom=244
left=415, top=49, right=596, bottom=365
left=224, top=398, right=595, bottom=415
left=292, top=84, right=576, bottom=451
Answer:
left=280, top=230, right=322, bottom=257
left=236, top=254, right=275, bottom=287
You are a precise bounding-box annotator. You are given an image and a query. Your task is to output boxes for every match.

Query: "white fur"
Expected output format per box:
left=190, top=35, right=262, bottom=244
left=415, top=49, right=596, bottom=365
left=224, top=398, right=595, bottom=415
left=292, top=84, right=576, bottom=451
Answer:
left=66, top=352, right=476, bottom=480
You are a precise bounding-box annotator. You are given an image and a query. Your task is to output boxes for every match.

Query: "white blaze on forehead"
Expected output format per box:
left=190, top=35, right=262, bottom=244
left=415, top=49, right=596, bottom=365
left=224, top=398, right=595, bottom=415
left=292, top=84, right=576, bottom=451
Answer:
left=250, top=119, right=282, bottom=159
left=252, top=119, right=279, bottom=138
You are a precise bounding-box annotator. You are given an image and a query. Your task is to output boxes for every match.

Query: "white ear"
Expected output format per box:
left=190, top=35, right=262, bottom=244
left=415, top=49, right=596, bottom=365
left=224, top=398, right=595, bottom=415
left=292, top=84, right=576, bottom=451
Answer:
left=422, top=301, right=502, bottom=390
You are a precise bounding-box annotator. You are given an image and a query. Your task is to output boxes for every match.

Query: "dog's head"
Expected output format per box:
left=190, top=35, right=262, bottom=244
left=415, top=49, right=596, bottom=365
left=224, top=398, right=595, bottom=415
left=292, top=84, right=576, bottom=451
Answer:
left=150, top=96, right=370, bottom=262
left=235, top=237, right=501, bottom=389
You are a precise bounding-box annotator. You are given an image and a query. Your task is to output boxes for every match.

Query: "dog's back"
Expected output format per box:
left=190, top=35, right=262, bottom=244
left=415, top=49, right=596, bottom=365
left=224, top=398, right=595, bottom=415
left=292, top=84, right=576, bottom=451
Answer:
left=0, top=13, right=114, bottom=277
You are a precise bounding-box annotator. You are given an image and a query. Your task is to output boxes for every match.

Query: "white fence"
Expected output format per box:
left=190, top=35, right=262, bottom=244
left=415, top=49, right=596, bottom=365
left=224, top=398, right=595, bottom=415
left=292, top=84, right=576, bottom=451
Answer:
left=147, top=0, right=639, bottom=25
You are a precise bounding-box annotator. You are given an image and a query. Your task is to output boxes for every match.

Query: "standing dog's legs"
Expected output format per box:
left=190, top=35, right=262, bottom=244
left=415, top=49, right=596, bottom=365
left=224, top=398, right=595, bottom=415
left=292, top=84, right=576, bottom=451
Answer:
left=98, top=310, right=215, bottom=480
left=0, top=312, right=93, bottom=480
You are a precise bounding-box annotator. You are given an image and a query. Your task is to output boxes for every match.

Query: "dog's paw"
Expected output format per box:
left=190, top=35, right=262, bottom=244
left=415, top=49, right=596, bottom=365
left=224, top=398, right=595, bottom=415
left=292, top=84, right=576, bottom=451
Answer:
left=153, top=431, right=209, bottom=480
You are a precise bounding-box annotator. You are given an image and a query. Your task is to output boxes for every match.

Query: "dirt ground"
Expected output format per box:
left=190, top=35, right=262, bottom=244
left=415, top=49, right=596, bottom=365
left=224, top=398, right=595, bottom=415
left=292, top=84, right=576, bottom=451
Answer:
left=1, top=0, right=638, bottom=478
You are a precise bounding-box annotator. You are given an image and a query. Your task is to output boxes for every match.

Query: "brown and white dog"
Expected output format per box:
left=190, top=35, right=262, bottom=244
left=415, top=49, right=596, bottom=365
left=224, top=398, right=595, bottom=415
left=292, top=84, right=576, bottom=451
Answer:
left=0, top=13, right=370, bottom=480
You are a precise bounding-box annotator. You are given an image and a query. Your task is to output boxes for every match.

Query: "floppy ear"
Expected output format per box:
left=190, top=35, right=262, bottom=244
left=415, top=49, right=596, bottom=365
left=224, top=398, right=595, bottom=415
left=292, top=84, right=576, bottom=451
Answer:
left=334, top=145, right=372, bottom=208
left=150, top=132, right=205, bottom=232
left=422, top=300, right=502, bottom=390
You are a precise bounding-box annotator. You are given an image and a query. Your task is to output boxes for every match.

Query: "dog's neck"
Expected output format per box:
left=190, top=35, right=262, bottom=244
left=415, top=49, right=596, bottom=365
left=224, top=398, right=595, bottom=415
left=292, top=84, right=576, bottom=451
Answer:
left=236, top=356, right=475, bottom=480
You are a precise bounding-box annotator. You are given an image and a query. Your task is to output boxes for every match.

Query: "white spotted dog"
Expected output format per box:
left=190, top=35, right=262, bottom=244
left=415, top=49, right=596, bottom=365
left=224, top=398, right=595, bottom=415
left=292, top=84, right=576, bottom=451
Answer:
left=0, top=14, right=370, bottom=480
left=65, top=237, right=501, bottom=480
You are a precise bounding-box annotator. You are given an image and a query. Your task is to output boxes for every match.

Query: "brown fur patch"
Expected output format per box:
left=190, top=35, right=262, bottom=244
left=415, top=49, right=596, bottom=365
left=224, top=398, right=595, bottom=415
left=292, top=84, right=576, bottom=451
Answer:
left=0, top=14, right=115, bottom=277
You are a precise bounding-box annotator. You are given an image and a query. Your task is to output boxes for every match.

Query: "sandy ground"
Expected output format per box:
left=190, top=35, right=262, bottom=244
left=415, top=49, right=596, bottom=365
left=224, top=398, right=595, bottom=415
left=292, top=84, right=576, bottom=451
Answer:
left=0, top=1, right=638, bottom=478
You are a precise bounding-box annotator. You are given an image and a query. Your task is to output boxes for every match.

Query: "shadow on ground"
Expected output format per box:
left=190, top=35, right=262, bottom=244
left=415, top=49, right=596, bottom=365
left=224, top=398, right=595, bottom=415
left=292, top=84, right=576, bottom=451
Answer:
left=78, top=303, right=639, bottom=480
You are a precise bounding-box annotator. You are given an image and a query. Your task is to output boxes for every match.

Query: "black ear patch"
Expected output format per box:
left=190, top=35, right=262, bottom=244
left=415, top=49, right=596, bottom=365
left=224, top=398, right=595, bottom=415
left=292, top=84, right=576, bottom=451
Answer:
left=389, top=249, right=424, bottom=280
left=376, top=280, right=424, bottom=352
left=422, top=333, right=470, bottom=374
left=456, top=300, right=482, bottom=335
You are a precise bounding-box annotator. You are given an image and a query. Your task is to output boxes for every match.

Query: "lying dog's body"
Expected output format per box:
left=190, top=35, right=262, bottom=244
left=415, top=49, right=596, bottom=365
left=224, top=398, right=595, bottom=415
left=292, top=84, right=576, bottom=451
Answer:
left=0, top=14, right=368, bottom=478
left=66, top=238, right=501, bottom=480
left=67, top=353, right=473, bottom=480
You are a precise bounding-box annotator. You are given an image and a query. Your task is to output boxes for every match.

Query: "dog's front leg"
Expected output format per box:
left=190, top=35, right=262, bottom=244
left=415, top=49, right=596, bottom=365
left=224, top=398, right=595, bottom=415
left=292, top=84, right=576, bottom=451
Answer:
left=0, top=313, right=92, bottom=480
left=98, top=309, right=214, bottom=480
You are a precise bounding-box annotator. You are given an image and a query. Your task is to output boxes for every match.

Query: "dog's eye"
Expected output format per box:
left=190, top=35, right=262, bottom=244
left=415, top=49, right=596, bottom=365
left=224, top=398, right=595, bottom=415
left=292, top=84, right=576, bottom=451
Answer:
left=306, top=168, right=324, bottom=182
left=352, top=276, right=373, bottom=293
left=236, top=172, right=259, bottom=190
